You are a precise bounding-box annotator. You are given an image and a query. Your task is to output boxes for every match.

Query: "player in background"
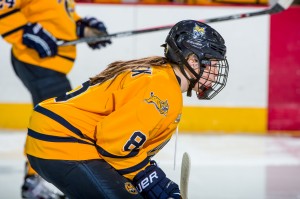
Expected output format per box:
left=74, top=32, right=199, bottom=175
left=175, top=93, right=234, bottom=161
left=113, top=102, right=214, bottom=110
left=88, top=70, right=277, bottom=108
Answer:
left=0, top=0, right=111, bottom=198
left=24, top=20, right=229, bottom=199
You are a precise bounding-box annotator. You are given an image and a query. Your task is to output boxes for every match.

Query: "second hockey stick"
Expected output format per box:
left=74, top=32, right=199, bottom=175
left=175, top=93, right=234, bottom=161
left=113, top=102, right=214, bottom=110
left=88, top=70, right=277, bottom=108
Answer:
left=180, top=152, right=191, bottom=199
left=57, top=0, right=293, bottom=46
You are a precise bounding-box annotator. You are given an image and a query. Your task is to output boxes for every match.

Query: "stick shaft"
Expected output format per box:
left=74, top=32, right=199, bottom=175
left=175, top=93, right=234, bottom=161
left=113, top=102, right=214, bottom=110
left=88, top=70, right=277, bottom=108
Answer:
left=57, top=0, right=293, bottom=46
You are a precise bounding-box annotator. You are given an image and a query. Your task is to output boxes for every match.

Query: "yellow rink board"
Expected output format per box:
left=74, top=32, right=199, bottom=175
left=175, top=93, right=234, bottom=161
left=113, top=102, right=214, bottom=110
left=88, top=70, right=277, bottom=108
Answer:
left=0, top=103, right=266, bottom=134
left=0, top=103, right=33, bottom=129
left=180, top=106, right=266, bottom=134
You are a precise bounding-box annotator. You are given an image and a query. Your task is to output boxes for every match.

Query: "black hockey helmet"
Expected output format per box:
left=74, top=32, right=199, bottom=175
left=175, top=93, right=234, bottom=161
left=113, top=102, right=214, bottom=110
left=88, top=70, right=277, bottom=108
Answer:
left=164, top=20, right=229, bottom=99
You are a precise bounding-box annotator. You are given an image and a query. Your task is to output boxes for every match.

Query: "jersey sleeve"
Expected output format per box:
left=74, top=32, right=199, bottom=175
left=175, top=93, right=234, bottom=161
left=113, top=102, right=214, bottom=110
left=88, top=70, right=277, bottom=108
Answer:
left=95, top=73, right=181, bottom=180
left=0, top=0, right=27, bottom=44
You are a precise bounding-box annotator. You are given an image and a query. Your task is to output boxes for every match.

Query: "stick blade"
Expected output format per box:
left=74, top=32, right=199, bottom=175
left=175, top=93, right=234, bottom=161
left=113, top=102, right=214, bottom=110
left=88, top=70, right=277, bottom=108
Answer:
left=180, top=152, right=191, bottom=199
left=277, top=0, right=294, bottom=9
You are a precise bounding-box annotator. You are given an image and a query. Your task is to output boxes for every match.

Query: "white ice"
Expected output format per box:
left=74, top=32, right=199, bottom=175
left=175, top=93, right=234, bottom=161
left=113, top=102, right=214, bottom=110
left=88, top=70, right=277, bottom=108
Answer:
left=0, top=130, right=300, bottom=199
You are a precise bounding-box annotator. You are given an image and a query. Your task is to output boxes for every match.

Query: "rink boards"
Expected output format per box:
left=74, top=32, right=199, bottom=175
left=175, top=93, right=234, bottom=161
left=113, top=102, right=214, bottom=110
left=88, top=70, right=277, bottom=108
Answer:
left=0, top=4, right=299, bottom=133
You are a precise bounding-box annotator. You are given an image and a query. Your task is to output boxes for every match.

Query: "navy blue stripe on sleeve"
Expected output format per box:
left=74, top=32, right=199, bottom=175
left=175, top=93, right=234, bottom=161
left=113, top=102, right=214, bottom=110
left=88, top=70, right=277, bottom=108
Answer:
left=2, top=25, right=25, bottom=38
left=96, top=145, right=139, bottom=159
left=28, top=128, right=93, bottom=145
left=35, top=105, right=141, bottom=159
left=117, top=157, right=150, bottom=175
left=34, top=105, right=94, bottom=144
left=0, top=9, right=20, bottom=19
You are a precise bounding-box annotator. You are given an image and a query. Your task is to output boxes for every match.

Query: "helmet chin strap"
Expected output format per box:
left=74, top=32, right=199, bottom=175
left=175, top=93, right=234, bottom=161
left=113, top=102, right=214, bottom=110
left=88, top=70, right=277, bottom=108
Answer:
left=166, top=41, right=206, bottom=97
left=187, top=79, right=197, bottom=97
left=177, top=60, right=195, bottom=96
left=177, top=55, right=205, bottom=97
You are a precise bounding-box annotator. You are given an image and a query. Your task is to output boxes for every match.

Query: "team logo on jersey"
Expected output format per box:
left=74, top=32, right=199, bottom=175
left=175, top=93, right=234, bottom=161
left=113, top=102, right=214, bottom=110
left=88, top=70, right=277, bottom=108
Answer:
left=125, top=182, right=138, bottom=195
left=145, top=92, right=169, bottom=116
left=132, top=67, right=152, bottom=77
left=193, top=24, right=205, bottom=38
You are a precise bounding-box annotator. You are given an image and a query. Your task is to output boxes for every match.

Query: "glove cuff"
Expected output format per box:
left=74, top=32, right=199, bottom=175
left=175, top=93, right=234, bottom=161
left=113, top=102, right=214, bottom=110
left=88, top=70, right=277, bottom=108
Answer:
left=76, top=20, right=85, bottom=38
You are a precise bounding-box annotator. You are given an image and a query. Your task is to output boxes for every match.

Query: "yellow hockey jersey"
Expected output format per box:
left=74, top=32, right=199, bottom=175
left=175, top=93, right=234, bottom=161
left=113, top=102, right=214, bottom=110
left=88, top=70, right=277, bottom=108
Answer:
left=25, top=63, right=183, bottom=180
left=0, top=0, right=80, bottom=74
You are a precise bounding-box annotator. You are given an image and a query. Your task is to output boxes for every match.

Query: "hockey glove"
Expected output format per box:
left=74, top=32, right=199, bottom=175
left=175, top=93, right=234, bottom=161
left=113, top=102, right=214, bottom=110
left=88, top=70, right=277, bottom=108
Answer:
left=76, top=17, right=112, bottom=49
left=22, top=23, right=57, bottom=58
left=133, top=161, right=180, bottom=199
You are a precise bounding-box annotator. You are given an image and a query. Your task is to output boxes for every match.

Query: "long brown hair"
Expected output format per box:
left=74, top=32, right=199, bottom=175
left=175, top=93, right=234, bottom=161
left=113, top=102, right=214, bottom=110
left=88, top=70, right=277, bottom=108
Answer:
left=90, top=56, right=169, bottom=85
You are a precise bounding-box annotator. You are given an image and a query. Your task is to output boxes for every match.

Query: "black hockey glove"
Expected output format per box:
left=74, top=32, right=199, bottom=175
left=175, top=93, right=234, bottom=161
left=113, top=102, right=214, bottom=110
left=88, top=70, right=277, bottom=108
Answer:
left=22, top=23, right=57, bottom=58
left=133, top=161, right=180, bottom=199
left=76, top=17, right=112, bottom=49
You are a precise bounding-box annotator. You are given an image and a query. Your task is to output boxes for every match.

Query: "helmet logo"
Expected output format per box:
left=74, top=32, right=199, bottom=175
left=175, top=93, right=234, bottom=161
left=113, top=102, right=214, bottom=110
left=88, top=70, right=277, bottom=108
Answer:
left=145, top=92, right=169, bottom=116
left=193, top=25, right=205, bottom=38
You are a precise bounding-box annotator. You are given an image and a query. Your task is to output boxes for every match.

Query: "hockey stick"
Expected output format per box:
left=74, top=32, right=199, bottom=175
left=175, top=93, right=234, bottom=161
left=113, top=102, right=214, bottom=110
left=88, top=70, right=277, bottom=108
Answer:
left=180, top=152, right=191, bottom=199
left=57, top=0, right=293, bottom=46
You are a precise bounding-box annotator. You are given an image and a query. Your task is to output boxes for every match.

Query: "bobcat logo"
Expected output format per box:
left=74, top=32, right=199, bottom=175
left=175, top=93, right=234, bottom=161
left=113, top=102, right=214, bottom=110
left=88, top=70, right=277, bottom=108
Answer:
left=124, top=182, right=138, bottom=195
left=193, top=24, right=205, bottom=38
left=145, top=92, right=169, bottom=116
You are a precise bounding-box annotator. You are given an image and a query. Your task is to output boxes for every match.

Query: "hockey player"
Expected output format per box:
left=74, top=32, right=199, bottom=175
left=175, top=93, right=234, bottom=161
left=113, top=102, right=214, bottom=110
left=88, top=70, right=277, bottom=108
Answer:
left=0, top=0, right=111, bottom=198
left=24, top=20, right=229, bottom=199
